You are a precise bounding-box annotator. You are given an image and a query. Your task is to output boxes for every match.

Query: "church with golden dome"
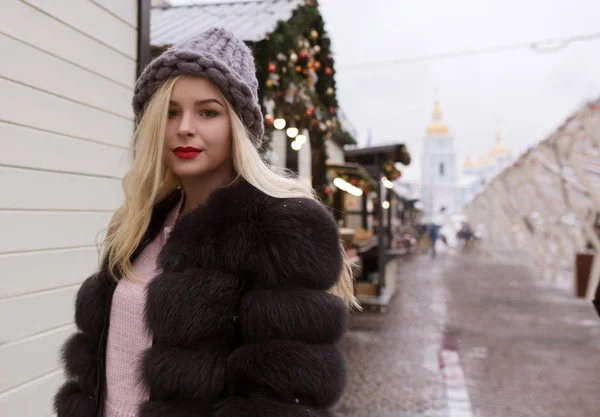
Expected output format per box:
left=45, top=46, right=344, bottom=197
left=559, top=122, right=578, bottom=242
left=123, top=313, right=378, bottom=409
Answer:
left=420, top=101, right=459, bottom=217
left=420, top=100, right=514, bottom=216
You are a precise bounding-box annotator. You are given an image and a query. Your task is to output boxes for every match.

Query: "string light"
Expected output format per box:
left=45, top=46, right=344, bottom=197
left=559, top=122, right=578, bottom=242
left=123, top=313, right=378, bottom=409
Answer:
left=274, top=118, right=286, bottom=130
left=381, top=177, right=394, bottom=189
left=286, top=127, right=299, bottom=138
left=333, top=177, right=363, bottom=197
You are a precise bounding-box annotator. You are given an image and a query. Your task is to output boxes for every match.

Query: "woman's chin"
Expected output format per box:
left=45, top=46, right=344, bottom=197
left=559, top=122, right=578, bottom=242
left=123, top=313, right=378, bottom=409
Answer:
left=170, top=164, right=209, bottom=179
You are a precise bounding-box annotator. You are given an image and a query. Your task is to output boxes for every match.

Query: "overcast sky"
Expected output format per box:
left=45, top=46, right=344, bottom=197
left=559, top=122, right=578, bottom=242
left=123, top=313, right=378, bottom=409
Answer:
left=168, top=0, right=600, bottom=182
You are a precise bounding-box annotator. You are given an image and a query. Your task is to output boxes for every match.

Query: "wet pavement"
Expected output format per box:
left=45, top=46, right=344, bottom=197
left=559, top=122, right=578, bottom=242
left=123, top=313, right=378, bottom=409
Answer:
left=334, top=248, right=600, bottom=417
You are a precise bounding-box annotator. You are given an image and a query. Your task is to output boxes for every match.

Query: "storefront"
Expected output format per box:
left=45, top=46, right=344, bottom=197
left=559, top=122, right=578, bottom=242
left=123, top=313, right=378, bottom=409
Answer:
left=324, top=144, right=412, bottom=310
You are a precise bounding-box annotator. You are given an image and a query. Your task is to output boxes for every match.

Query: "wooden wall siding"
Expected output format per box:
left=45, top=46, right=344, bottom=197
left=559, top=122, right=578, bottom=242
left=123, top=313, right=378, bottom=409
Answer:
left=0, top=1, right=139, bottom=416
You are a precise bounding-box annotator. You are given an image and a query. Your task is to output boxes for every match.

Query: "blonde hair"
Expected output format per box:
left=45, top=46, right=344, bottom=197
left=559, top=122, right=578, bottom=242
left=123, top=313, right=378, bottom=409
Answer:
left=102, top=76, right=359, bottom=309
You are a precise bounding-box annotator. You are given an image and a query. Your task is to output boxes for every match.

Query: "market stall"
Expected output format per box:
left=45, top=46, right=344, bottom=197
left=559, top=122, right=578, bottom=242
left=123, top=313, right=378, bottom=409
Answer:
left=324, top=144, right=412, bottom=310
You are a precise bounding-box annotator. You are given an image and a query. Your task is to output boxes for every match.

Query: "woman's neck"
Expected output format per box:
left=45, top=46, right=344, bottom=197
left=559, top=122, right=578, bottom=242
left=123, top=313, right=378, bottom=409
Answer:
left=178, top=166, right=237, bottom=216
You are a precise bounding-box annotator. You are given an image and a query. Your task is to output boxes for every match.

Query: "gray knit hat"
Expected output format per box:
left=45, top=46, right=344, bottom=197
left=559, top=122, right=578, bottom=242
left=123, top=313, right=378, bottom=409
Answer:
left=133, top=27, right=264, bottom=147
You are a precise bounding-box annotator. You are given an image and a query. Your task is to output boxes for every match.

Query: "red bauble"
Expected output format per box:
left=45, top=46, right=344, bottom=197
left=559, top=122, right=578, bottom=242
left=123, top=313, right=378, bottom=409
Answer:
left=329, top=106, right=335, bottom=115
left=298, top=49, right=308, bottom=60
left=295, top=65, right=302, bottom=73
left=305, top=105, right=315, bottom=117
left=268, top=62, right=276, bottom=73
left=350, top=178, right=357, bottom=185
left=324, top=186, right=331, bottom=195
left=325, top=67, right=333, bottom=75
left=264, top=116, right=274, bottom=126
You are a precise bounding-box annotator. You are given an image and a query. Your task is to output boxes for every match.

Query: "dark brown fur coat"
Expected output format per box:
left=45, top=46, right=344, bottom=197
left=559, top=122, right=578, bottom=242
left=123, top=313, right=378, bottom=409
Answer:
left=54, top=180, right=347, bottom=417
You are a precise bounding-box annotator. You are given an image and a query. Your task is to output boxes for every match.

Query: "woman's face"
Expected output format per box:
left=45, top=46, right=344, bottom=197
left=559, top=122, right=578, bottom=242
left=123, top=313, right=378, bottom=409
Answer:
left=164, top=76, right=233, bottom=179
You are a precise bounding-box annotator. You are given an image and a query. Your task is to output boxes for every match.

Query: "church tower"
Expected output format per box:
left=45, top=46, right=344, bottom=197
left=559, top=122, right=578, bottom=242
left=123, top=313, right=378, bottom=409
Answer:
left=420, top=101, right=458, bottom=217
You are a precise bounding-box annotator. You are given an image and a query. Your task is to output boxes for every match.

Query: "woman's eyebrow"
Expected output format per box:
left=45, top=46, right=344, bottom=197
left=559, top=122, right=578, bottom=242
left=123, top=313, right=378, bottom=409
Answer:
left=168, top=99, right=224, bottom=108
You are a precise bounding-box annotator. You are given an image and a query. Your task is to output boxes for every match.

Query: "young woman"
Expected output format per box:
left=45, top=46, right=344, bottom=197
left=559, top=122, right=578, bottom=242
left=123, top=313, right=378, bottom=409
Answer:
left=54, top=28, right=356, bottom=417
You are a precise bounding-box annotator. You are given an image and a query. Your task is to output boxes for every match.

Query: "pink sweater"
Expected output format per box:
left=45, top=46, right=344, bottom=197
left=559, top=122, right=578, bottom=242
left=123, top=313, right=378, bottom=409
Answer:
left=104, top=196, right=183, bottom=417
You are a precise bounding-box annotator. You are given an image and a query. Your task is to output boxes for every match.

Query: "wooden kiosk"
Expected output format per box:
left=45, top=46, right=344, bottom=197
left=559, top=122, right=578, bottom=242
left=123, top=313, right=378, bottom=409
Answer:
left=326, top=144, right=411, bottom=311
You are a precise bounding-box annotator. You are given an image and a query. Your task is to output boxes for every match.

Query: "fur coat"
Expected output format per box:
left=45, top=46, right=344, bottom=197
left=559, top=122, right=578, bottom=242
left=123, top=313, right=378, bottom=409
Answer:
left=54, top=180, right=348, bottom=417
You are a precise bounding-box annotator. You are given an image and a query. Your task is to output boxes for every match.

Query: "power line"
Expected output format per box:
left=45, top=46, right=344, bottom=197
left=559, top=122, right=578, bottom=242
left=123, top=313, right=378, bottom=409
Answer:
left=336, top=31, right=600, bottom=71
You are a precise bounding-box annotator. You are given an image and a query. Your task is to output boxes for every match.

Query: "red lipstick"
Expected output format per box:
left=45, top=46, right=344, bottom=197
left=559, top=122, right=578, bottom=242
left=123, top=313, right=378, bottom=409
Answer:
left=173, top=146, right=202, bottom=159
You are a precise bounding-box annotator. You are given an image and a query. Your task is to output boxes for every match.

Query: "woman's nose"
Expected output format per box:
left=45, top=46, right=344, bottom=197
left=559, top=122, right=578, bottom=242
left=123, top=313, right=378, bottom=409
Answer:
left=178, top=113, right=194, bottom=137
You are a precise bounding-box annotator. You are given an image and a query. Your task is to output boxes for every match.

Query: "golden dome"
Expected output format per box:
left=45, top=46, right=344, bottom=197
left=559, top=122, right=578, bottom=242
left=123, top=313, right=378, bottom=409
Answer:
left=463, top=154, right=474, bottom=169
left=488, top=130, right=509, bottom=158
left=426, top=101, right=449, bottom=136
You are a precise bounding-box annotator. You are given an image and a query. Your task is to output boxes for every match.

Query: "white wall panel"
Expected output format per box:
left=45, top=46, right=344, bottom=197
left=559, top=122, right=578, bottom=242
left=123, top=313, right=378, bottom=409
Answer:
left=0, top=1, right=138, bottom=414
left=0, top=34, right=133, bottom=118
left=0, top=211, right=111, bottom=254
left=0, top=288, right=78, bottom=343
left=91, top=0, right=138, bottom=27
left=1, top=0, right=136, bottom=87
left=0, top=166, right=123, bottom=211
left=0, top=326, right=74, bottom=393
left=0, top=369, right=64, bottom=417
left=0, top=122, right=129, bottom=178
left=0, top=78, right=133, bottom=148
left=22, top=0, right=137, bottom=58
left=0, top=247, right=99, bottom=299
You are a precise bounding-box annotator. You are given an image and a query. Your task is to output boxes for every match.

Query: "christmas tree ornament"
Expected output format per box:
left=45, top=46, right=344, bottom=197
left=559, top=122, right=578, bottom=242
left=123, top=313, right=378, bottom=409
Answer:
left=325, top=66, right=333, bottom=75
left=314, top=61, right=321, bottom=70
left=263, top=97, right=275, bottom=119
left=298, top=49, right=308, bottom=60
left=268, top=62, right=276, bottom=73
left=265, top=79, right=273, bottom=88
left=268, top=73, right=280, bottom=86
left=326, top=87, right=334, bottom=96
left=314, top=45, right=321, bottom=54
left=289, top=53, right=298, bottom=63
left=310, top=29, right=319, bottom=40
left=284, top=83, right=298, bottom=103
left=276, top=53, right=287, bottom=61
left=297, top=38, right=304, bottom=49
left=295, top=65, right=302, bottom=73
left=308, top=69, right=318, bottom=92
left=281, top=66, right=287, bottom=74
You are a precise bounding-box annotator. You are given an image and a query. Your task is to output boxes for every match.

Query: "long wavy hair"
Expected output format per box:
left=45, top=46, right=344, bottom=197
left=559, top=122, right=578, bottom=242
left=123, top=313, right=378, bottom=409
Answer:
left=101, top=76, right=358, bottom=309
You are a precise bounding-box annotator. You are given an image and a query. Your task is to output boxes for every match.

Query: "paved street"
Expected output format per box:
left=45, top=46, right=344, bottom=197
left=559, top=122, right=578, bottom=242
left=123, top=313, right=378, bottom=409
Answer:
left=335, top=249, right=600, bottom=417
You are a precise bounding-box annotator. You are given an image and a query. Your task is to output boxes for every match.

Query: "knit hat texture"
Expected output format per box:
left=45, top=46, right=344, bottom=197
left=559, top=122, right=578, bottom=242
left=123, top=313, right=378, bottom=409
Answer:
left=133, top=27, right=264, bottom=147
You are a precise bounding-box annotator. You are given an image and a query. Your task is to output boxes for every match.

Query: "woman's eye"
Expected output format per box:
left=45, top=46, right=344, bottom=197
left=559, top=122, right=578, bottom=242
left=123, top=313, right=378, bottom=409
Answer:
left=200, top=110, right=218, bottom=118
left=167, top=110, right=179, bottom=118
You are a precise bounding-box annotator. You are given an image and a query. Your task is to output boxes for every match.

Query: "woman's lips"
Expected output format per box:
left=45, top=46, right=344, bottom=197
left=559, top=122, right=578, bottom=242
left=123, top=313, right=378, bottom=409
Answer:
left=173, top=147, right=202, bottom=159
